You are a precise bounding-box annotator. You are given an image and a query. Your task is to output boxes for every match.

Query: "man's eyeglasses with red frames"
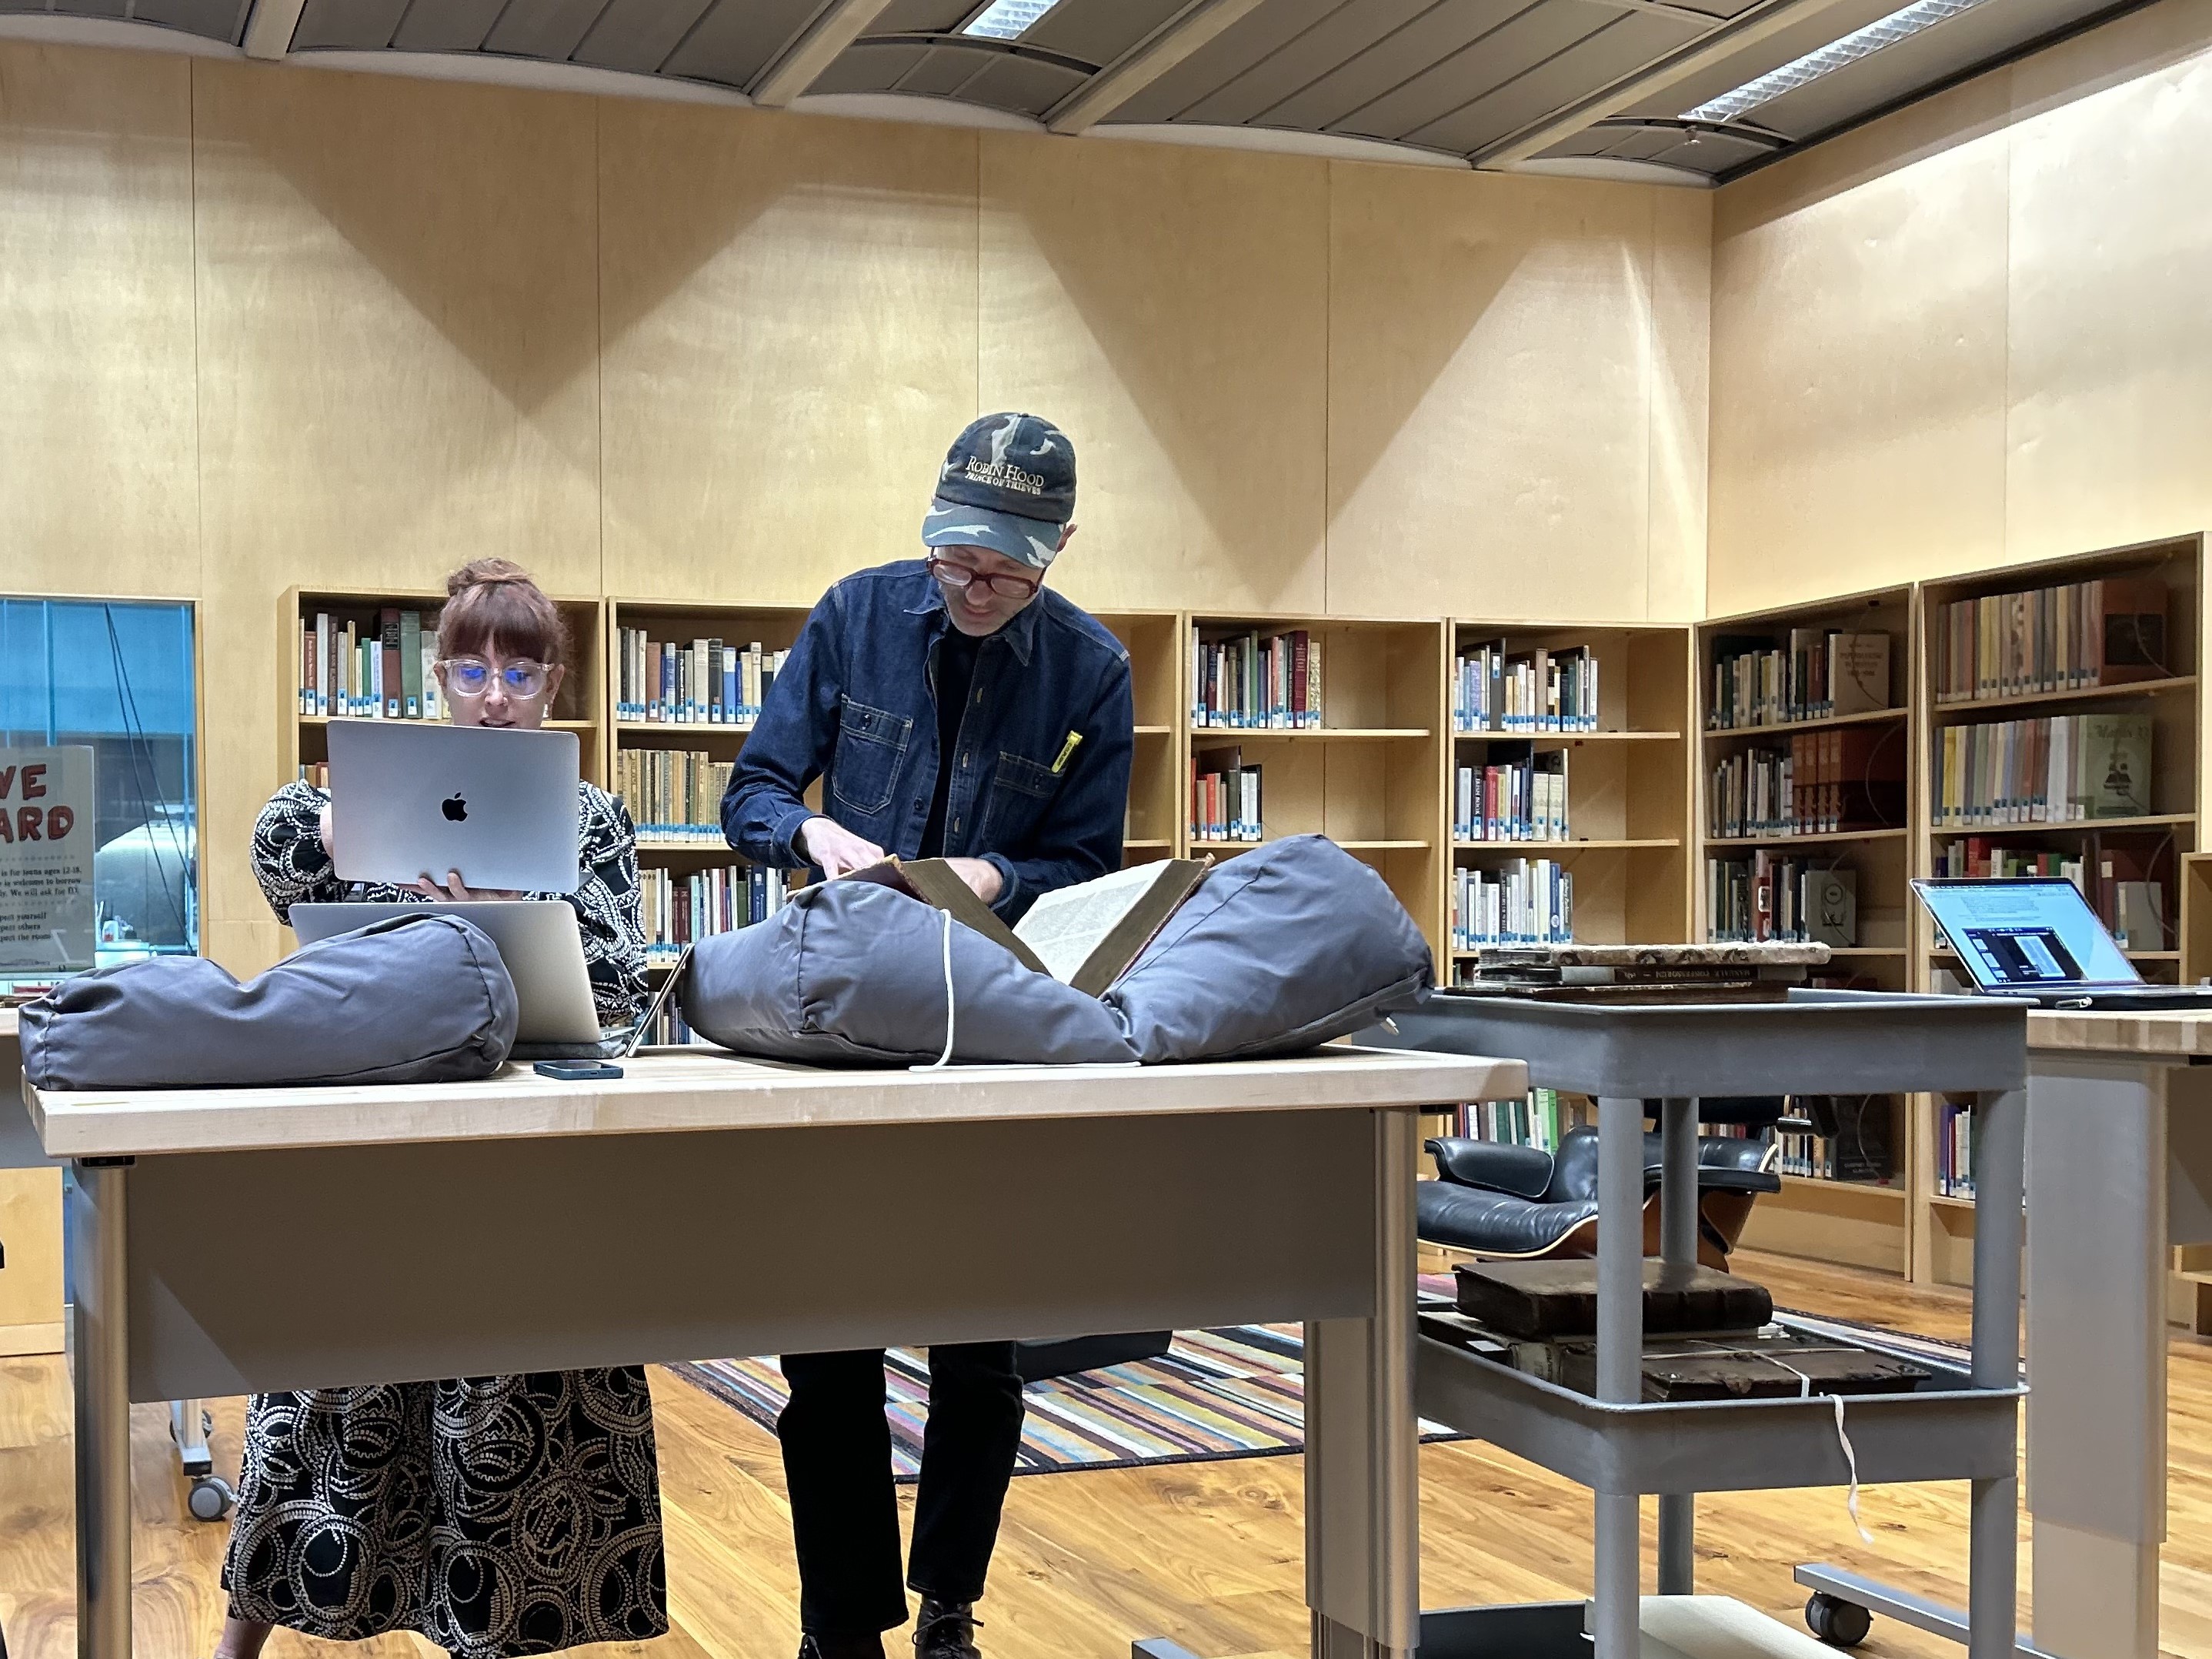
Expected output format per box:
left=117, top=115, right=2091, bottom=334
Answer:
left=926, top=555, right=1039, bottom=603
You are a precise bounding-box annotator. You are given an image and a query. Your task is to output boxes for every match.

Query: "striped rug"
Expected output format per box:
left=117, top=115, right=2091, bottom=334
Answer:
left=672, top=1327, right=1466, bottom=1479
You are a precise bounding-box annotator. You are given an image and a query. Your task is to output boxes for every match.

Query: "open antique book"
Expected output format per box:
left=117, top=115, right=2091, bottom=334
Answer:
left=842, top=855, right=1209, bottom=996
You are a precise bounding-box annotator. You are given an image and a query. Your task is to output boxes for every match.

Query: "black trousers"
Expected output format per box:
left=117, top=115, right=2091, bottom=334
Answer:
left=778, top=1343, right=1026, bottom=1637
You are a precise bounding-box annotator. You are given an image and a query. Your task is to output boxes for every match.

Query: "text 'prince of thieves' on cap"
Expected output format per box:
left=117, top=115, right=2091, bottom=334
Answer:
left=921, top=412, right=1076, bottom=571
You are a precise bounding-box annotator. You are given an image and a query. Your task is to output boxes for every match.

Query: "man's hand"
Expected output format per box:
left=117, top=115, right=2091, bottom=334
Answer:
left=943, top=856, right=1003, bottom=905
left=800, top=816, right=887, bottom=878
left=414, top=870, right=526, bottom=903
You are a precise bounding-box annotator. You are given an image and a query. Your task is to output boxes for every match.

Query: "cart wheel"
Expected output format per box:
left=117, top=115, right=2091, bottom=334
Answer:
left=1804, top=1592, right=1872, bottom=1647
left=188, top=1476, right=235, bottom=1523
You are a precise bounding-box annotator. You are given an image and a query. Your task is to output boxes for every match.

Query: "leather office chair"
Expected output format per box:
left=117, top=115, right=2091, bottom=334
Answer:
left=1419, top=1098, right=1788, bottom=1270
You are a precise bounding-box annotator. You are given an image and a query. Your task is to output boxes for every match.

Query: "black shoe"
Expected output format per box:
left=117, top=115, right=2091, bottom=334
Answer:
left=800, top=1634, right=886, bottom=1659
left=912, top=1600, right=983, bottom=1659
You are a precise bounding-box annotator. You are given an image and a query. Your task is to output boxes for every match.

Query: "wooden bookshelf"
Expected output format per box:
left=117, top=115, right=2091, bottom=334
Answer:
left=1186, top=616, right=1446, bottom=966
left=1695, top=584, right=1917, bottom=1275
left=1910, top=535, right=2204, bottom=1288
left=1093, top=611, right=1184, bottom=866
left=282, top=587, right=608, bottom=788
left=1445, top=623, right=1692, bottom=980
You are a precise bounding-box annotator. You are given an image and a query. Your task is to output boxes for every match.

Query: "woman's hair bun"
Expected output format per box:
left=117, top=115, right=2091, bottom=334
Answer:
left=447, top=557, right=535, bottom=598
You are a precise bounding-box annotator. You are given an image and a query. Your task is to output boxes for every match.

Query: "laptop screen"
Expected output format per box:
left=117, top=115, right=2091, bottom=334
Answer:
left=1913, top=878, right=2141, bottom=990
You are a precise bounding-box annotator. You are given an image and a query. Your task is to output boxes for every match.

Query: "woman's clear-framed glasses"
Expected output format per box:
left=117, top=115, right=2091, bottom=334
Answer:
left=926, top=555, right=1040, bottom=603
left=439, top=657, right=553, bottom=702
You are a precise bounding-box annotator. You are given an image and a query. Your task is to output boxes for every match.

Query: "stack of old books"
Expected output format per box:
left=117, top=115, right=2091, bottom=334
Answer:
left=1452, top=940, right=1832, bottom=1004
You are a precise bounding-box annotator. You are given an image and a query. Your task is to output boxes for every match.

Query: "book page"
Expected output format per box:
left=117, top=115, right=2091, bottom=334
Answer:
left=1013, top=863, right=1173, bottom=983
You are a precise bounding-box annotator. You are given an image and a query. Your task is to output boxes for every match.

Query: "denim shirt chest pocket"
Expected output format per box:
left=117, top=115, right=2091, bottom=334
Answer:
left=831, top=696, right=912, bottom=822
left=978, top=750, right=1064, bottom=846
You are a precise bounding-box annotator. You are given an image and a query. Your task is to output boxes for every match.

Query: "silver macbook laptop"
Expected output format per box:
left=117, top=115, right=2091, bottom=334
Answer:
left=1912, top=877, right=2212, bottom=1009
left=327, top=721, right=579, bottom=896
left=292, top=900, right=605, bottom=1050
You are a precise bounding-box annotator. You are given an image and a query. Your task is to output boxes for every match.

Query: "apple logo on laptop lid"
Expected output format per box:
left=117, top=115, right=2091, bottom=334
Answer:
left=442, top=794, right=468, bottom=823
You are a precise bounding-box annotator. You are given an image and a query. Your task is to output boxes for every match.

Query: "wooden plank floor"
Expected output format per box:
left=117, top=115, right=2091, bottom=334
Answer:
left=0, top=1250, right=2206, bottom=1659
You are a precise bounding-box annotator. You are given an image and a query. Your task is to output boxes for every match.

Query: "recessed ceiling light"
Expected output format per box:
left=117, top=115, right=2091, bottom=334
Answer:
left=1681, top=0, right=1993, bottom=124
left=962, top=0, right=1065, bottom=41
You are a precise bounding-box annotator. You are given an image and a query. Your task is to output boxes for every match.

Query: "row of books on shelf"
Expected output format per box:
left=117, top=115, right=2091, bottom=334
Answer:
left=1932, top=833, right=2169, bottom=950
left=1190, top=748, right=1261, bottom=843
left=1933, top=576, right=2169, bottom=703
left=1935, top=1100, right=1976, bottom=1199
left=640, top=864, right=792, bottom=966
left=1707, top=629, right=1890, bottom=729
left=616, top=629, right=789, bottom=725
left=615, top=749, right=734, bottom=843
left=1191, top=629, right=1323, bottom=729
left=1450, top=859, right=1573, bottom=950
left=1452, top=643, right=1598, bottom=733
left=1441, top=1089, right=1573, bottom=1153
left=1705, top=857, right=1857, bottom=945
left=641, top=1002, right=700, bottom=1046
left=1933, top=713, right=2150, bottom=825
left=299, top=609, right=448, bottom=720
left=1454, top=751, right=1568, bottom=842
left=1706, top=728, right=1905, bottom=837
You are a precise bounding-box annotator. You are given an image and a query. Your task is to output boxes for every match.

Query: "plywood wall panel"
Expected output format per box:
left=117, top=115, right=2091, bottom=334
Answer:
left=599, top=104, right=979, bottom=609
left=976, top=133, right=1330, bottom=618
left=1707, top=75, right=2012, bottom=616
left=2004, top=27, right=2212, bottom=563
left=1647, top=189, right=1712, bottom=624
left=0, top=43, right=197, bottom=599
left=1325, top=165, right=1657, bottom=622
left=191, top=61, right=602, bottom=932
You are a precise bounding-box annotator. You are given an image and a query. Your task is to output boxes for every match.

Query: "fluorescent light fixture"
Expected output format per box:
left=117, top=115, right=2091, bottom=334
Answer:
left=1682, top=0, right=1992, bottom=123
left=962, top=0, right=1063, bottom=40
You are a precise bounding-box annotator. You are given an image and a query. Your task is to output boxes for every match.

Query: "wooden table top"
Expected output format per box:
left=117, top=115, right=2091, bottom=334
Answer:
left=2030, top=1007, right=2212, bottom=1057
left=24, top=1043, right=1526, bottom=1160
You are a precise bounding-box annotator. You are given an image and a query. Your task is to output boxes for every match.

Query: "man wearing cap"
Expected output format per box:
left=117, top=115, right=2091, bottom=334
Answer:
left=721, top=412, right=1134, bottom=1659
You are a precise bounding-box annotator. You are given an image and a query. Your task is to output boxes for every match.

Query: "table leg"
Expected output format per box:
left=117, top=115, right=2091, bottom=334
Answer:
left=2027, top=1059, right=2170, bottom=1659
left=1306, top=1107, right=1419, bottom=1659
left=1656, top=1097, right=1697, bottom=1597
left=1593, top=1096, right=1646, bottom=1659
left=1967, top=1087, right=2023, bottom=1659
left=72, top=1158, right=132, bottom=1659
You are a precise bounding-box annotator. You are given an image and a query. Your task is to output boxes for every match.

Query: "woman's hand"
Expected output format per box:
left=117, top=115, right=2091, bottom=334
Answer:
left=413, top=870, right=526, bottom=903
left=800, top=816, right=886, bottom=878
left=319, top=801, right=336, bottom=862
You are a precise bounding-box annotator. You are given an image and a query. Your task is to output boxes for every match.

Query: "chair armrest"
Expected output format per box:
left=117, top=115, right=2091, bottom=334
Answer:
left=1690, top=1166, right=1782, bottom=1197
left=1426, top=1137, right=1555, bottom=1200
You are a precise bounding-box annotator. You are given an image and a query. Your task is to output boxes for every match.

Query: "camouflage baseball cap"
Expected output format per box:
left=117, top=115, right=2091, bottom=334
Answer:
left=921, top=412, right=1076, bottom=570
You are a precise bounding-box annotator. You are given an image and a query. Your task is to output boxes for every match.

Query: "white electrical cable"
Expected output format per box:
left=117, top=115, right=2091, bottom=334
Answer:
left=1771, top=1357, right=1876, bottom=1544
left=927, top=907, right=956, bottom=1069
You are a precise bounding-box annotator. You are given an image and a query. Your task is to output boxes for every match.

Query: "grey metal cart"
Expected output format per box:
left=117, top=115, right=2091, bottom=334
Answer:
left=1372, top=988, right=2028, bottom=1659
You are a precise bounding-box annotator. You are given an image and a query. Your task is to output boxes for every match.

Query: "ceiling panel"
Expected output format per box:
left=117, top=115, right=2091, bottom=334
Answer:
left=1253, top=0, right=1537, bottom=131
left=482, top=0, right=615, bottom=61
left=956, top=48, right=1088, bottom=113
left=46, top=0, right=128, bottom=15
left=809, top=38, right=933, bottom=93
left=1407, top=9, right=1686, bottom=152
left=389, top=0, right=504, bottom=52
left=1337, top=1, right=1643, bottom=140
left=1023, top=0, right=1190, bottom=68
left=889, top=42, right=998, bottom=96
left=869, top=0, right=973, bottom=31
left=1100, top=0, right=1339, bottom=123
left=292, top=0, right=409, bottom=52
left=659, top=0, right=825, bottom=90
left=572, top=0, right=717, bottom=73
left=132, top=0, right=250, bottom=40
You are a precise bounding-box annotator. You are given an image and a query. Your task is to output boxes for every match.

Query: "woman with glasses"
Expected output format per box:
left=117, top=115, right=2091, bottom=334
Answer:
left=217, top=559, right=664, bottom=1659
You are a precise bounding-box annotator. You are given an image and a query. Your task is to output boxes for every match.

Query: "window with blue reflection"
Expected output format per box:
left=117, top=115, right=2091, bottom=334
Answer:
left=0, top=599, right=199, bottom=974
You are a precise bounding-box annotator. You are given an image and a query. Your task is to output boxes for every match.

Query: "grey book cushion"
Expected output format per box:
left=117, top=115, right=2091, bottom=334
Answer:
left=19, top=913, right=519, bottom=1090
left=683, top=836, right=1431, bottom=1069
left=682, top=879, right=1139, bottom=1066
left=1105, top=834, right=1433, bottom=1062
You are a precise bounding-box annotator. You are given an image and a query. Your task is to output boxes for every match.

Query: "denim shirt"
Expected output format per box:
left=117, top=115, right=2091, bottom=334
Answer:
left=721, top=561, right=1134, bottom=920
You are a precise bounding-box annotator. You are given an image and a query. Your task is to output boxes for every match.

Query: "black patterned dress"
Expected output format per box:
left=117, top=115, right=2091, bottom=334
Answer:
left=223, top=779, right=667, bottom=1656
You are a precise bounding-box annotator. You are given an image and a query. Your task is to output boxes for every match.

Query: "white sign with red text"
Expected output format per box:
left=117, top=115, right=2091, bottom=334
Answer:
left=0, top=746, right=95, bottom=972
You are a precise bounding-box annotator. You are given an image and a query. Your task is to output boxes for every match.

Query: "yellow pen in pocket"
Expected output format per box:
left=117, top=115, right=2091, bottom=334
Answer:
left=1051, top=730, right=1083, bottom=774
